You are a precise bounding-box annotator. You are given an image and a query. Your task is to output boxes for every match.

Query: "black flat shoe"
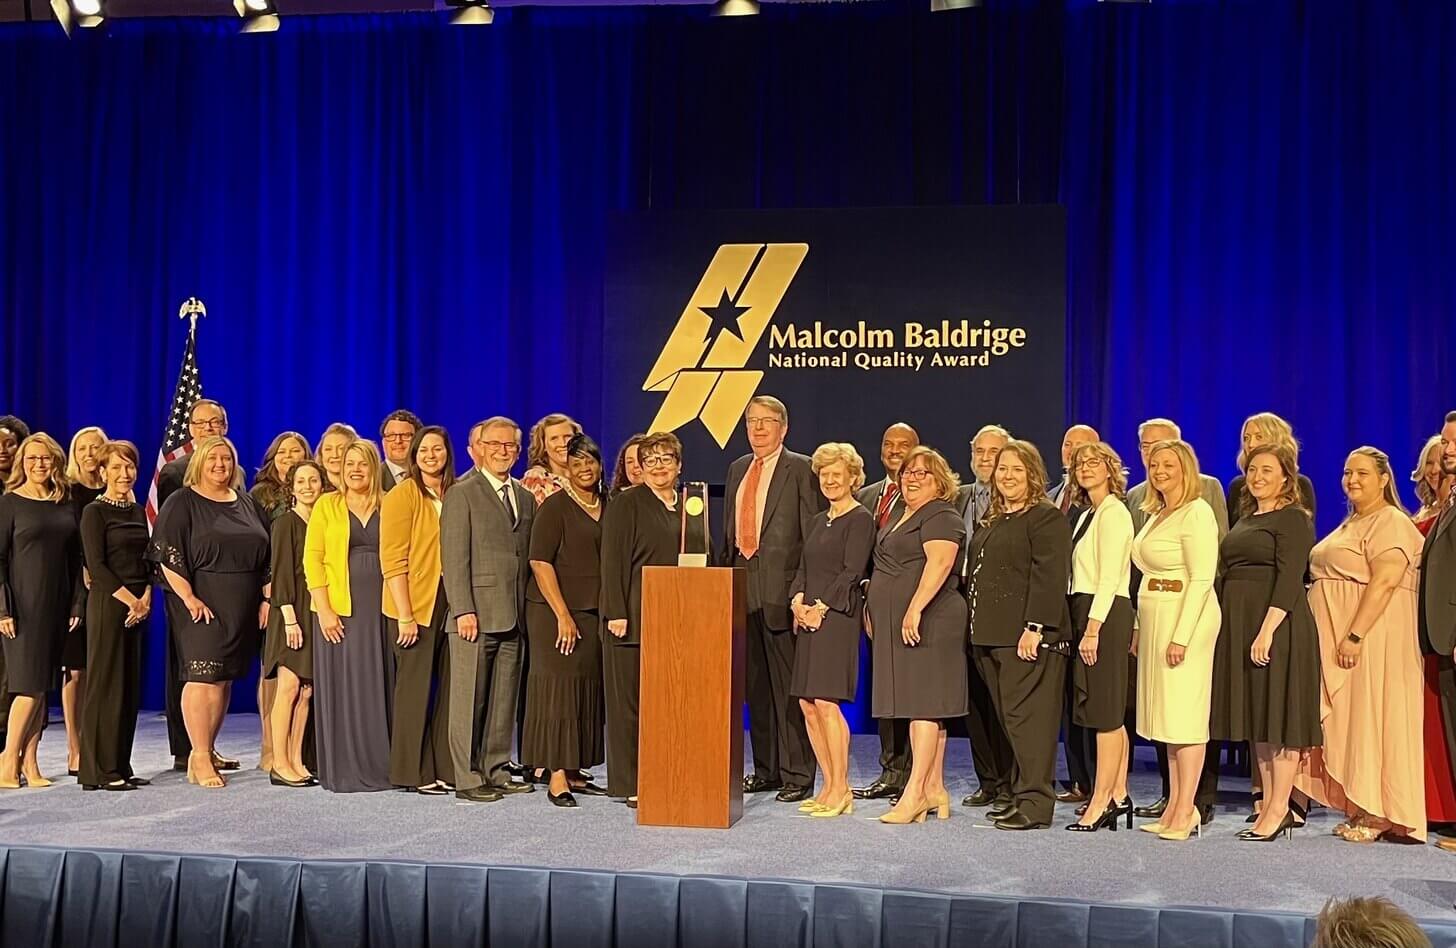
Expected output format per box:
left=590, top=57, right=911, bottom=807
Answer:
left=743, top=775, right=783, bottom=794
left=68, top=769, right=79, bottom=777
left=1134, top=796, right=1168, bottom=819
left=776, top=785, right=812, bottom=803
left=995, top=811, right=1050, bottom=831
left=961, top=787, right=997, bottom=807
left=103, top=780, right=135, bottom=792
left=855, top=779, right=902, bottom=800
left=571, top=781, right=609, bottom=796
left=548, top=789, right=579, bottom=808
left=269, top=771, right=312, bottom=788
left=416, top=784, right=449, bottom=796
left=126, top=777, right=151, bottom=787
left=493, top=780, right=535, bottom=795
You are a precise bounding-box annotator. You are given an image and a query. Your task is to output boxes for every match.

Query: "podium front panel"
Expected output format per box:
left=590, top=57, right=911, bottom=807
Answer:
left=638, top=566, right=746, bottom=828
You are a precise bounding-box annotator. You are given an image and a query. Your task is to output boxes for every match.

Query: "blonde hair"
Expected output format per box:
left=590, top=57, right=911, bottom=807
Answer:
left=988, top=439, right=1049, bottom=519
left=1411, top=434, right=1445, bottom=508
left=810, top=442, right=866, bottom=493
left=898, top=446, right=960, bottom=502
left=1140, top=440, right=1203, bottom=515
left=526, top=413, right=582, bottom=472
left=1312, top=896, right=1432, bottom=948
left=1237, top=411, right=1299, bottom=470
left=1241, top=444, right=1309, bottom=519
left=1344, top=446, right=1408, bottom=518
left=341, top=439, right=385, bottom=517
left=66, top=426, right=110, bottom=483
left=1067, top=441, right=1128, bottom=506
left=4, top=433, right=69, bottom=501
left=183, top=436, right=245, bottom=491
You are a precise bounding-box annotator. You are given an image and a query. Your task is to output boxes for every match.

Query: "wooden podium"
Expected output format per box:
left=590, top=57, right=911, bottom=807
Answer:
left=638, top=566, right=747, bottom=828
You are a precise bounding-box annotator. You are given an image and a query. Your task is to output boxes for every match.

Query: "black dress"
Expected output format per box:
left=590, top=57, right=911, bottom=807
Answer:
left=146, top=489, right=271, bottom=683
left=77, top=498, right=149, bottom=785
left=1210, top=506, right=1322, bottom=747
left=313, top=512, right=394, bottom=793
left=789, top=505, right=875, bottom=703
left=62, top=484, right=104, bottom=670
left=0, top=493, right=85, bottom=695
left=599, top=485, right=680, bottom=797
left=867, top=499, right=968, bottom=720
left=523, top=491, right=605, bottom=771
left=264, top=510, right=314, bottom=680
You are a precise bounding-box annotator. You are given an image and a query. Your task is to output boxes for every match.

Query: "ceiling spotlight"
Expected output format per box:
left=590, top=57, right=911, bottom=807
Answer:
left=446, top=0, right=493, bottom=25
left=233, top=0, right=279, bottom=32
left=931, top=0, right=981, bottom=9
left=50, top=0, right=104, bottom=36
left=710, top=0, right=759, bottom=16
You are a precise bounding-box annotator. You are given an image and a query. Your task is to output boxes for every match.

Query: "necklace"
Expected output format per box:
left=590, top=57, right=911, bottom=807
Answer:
left=566, top=484, right=601, bottom=511
left=99, top=494, right=134, bottom=509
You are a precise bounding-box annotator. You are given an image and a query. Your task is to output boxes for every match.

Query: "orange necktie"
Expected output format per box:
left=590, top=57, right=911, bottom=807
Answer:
left=739, top=457, right=764, bottom=559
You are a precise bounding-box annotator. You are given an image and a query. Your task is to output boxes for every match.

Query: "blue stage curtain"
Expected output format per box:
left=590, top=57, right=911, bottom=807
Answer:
left=7, top=845, right=1456, bottom=948
left=2, top=1, right=1454, bottom=723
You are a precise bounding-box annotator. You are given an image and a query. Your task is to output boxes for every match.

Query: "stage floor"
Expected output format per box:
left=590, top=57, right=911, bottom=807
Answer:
left=5, top=715, right=1454, bottom=925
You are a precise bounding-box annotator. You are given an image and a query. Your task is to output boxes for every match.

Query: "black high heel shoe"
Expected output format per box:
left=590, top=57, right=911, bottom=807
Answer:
left=1111, top=796, right=1135, bottom=829
left=548, top=788, right=578, bottom=808
left=1238, top=810, right=1298, bottom=842
left=1065, top=803, right=1122, bottom=833
left=1244, top=788, right=1265, bottom=823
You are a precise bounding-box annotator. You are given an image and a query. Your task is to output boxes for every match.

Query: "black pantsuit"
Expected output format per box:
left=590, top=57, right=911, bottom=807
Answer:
left=156, top=455, right=191, bottom=760
left=390, top=587, right=453, bottom=788
left=965, top=502, right=1073, bottom=827
left=77, top=500, right=149, bottom=787
left=973, top=645, right=1067, bottom=824
left=602, top=639, right=641, bottom=797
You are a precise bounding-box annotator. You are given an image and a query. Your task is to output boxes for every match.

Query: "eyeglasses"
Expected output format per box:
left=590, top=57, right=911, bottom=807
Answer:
left=1074, top=458, right=1105, bottom=471
left=901, top=469, right=932, bottom=481
left=479, top=441, right=519, bottom=454
left=382, top=433, right=414, bottom=443
left=22, top=456, right=54, bottom=466
left=745, top=417, right=782, bottom=430
left=641, top=454, right=678, bottom=469
left=191, top=417, right=225, bottom=431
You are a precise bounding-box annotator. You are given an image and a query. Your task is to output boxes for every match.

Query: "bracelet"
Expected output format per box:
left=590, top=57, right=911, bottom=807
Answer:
left=400, top=617, right=417, bottom=625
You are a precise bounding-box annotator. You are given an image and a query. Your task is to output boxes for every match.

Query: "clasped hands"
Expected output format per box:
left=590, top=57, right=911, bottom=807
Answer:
left=791, top=594, right=829, bottom=632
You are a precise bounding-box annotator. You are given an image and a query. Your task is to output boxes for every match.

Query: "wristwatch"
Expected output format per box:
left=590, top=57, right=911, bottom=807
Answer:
left=1025, top=622, right=1045, bottom=634
left=1346, top=632, right=1363, bottom=644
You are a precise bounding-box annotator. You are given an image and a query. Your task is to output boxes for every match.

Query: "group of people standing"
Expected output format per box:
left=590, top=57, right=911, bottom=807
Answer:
left=0, top=401, right=1454, bottom=853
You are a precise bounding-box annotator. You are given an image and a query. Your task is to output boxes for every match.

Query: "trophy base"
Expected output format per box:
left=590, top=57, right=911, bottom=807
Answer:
left=677, top=553, right=709, bottom=568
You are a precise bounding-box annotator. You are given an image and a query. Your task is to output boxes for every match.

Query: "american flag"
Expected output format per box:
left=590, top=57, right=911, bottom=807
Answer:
left=145, top=312, right=204, bottom=526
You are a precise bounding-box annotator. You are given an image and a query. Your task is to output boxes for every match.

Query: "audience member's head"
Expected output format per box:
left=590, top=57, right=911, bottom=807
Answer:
left=1312, top=897, right=1431, bottom=948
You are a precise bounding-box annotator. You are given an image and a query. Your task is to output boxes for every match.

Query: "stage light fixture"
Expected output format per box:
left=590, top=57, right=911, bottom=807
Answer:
left=447, top=0, right=494, bottom=26
left=931, top=0, right=981, bottom=10
left=50, top=0, right=104, bottom=36
left=710, top=0, right=759, bottom=17
left=233, top=0, right=280, bottom=32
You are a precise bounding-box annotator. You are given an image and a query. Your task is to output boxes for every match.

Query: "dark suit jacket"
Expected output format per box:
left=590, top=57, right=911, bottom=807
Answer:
left=965, top=501, right=1073, bottom=647
left=721, top=449, right=823, bottom=630
left=440, top=469, right=536, bottom=633
left=856, top=477, right=906, bottom=527
left=1421, top=505, right=1456, bottom=657
left=157, top=454, right=190, bottom=509
left=381, top=464, right=398, bottom=493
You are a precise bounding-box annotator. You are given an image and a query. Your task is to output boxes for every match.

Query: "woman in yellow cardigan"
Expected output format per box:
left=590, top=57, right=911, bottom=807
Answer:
left=381, top=425, right=457, bottom=794
left=304, top=437, right=394, bottom=793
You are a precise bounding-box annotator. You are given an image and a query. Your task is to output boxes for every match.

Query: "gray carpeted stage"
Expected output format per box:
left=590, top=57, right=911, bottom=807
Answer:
left=6, top=715, right=1455, bottom=926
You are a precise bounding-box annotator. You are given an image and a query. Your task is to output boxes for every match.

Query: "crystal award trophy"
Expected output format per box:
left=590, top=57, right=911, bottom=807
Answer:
left=678, top=481, right=711, bottom=567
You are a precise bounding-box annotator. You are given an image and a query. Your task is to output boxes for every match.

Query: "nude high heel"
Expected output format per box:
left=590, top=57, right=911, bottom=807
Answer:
left=810, top=794, right=855, bottom=818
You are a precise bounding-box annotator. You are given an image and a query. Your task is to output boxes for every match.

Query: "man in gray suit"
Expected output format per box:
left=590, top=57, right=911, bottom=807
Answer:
left=1420, top=410, right=1456, bottom=855
left=722, top=395, right=825, bottom=803
left=442, top=416, right=538, bottom=803
left=378, top=409, right=422, bottom=492
left=1123, top=417, right=1228, bottom=822
left=851, top=422, right=918, bottom=800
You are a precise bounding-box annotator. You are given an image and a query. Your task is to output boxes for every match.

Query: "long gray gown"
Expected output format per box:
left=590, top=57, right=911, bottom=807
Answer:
left=313, top=511, right=394, bottom=792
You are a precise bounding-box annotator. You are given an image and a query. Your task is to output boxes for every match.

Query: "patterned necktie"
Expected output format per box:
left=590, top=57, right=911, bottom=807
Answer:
left=875, top=483, right=899, bottom=528
left=499, top=483, right=516, bottom=527
left=1058, top=477, right=1074, bottom=514
left=739, top=457, right=764, bottom=559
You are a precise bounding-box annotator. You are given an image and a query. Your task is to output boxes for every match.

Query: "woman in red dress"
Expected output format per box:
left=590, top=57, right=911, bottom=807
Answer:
left=1411, top=435, right=1456, bottom=836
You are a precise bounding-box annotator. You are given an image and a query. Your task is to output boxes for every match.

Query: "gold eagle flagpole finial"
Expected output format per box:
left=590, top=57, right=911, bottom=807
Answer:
left=177, top=297, right=207, bottom=332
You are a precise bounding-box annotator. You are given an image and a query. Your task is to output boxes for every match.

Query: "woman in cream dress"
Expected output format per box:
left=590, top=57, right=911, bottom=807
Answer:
left=1132, top=439, right=1222, bottom=841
